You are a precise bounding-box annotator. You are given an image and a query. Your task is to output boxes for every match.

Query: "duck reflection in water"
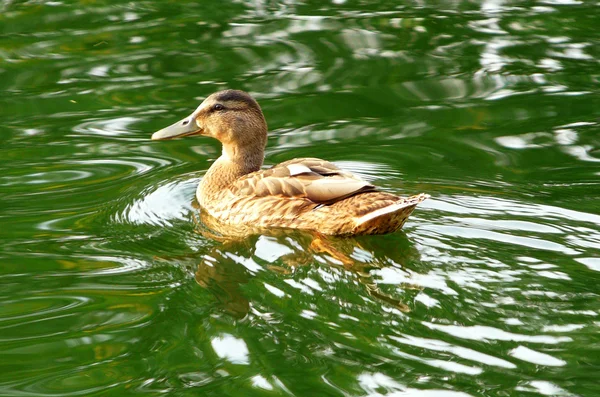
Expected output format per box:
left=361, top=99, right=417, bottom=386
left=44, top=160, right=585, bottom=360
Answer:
left=193, top=208, right=422, bottom=319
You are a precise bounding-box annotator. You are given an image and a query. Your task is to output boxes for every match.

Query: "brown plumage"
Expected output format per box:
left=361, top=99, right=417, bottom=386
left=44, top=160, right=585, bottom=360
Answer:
left=152, top=90, right=428, bottom=236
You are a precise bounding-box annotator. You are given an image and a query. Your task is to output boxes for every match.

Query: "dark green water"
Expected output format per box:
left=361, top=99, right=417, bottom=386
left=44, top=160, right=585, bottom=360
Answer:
left=1, top=1, right=599, bottom=396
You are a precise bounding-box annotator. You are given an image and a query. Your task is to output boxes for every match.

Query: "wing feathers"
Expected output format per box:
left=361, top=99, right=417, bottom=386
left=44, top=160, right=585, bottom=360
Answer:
left=304, top=178, right=374, bottom=203
left=231, top=158, right=376, bottom=204
left=286, top=164, right=313, bottom=176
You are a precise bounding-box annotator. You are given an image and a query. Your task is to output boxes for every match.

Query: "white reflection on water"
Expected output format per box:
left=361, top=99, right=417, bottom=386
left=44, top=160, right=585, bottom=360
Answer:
left=2, top=170, right=93, bottom=186
left=375, top=267, right=458, bottom=295
left=576, top=258, right=600, bottom=272
left=211, top=334, right=250, bottom=365
left=123, top=179, right=196, bottom=226
left=425, top=195, right=600, bottom=225
left=264, top=282, right=287, bottom=298
left=251, top=375, right=273, bottom=390
left=357, top=373, right=475, bottom=397
left=424, top=224, right=578, bottom=254
left=423, top=322, right=572, bottom=344
left=390, top=347, right=483, bottom=375
left=495, top=121, right=600, bottom=164
left=389, top=334, right=516, bottom=369
left=73, top=116, right=140, bottom=136
left=517, top=380, right=574, bottom=396
left=509, top=345, right=566, bottom=366
left=254, top=236, right=294, bottom=262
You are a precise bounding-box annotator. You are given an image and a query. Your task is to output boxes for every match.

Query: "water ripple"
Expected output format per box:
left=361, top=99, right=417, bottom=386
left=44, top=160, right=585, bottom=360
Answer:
left=117, top=178, right=198, bottom=227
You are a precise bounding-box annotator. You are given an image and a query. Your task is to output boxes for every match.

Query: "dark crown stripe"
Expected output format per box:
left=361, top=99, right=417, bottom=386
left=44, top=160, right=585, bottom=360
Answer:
left=215, top=90, right=258, bottom=108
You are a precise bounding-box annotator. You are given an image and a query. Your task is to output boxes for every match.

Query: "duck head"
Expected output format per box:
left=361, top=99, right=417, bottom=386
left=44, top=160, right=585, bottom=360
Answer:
left=152, top=90, right=268, bottom=153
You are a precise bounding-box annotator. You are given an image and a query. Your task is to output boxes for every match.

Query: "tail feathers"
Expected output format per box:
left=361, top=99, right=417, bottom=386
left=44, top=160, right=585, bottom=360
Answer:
left=353, top=193, right=429, bottom=235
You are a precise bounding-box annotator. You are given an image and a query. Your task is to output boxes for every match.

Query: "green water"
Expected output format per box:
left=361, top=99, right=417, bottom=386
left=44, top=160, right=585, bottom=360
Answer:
left=1, top=1, right=599, bottom=396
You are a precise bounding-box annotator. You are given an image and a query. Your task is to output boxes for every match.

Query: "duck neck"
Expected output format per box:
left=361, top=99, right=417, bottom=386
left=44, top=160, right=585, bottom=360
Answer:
left=197, top=143, right=264, bottom=205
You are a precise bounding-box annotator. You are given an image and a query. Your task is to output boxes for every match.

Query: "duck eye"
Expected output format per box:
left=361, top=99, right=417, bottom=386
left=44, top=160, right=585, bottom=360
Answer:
left=213, top=104, right=224, bottom=111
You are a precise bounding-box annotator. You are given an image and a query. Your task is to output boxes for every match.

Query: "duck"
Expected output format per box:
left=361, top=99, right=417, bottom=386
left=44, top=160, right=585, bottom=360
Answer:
left=152, top=90, right=428, bottom=236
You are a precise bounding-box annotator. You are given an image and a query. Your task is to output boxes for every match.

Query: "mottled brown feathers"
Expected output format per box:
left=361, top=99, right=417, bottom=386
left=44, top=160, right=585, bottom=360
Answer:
left=199, top=156, right=428, bottom=235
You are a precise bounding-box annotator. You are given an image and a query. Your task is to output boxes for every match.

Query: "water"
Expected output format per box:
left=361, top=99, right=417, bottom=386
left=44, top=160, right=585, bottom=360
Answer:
left=1, top=1, right=599, bottom=396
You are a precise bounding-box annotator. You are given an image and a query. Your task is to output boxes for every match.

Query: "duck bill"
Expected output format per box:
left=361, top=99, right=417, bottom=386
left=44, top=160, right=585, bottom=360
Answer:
left=152, top=113, right=202, bottom=140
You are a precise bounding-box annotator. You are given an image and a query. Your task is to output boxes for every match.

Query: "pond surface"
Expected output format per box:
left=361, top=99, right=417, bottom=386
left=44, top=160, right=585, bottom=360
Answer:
left=1, top=1, right=599, bottom=396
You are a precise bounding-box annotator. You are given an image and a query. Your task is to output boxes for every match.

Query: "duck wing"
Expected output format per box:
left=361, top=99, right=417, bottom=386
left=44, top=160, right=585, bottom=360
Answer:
left=230, top=158, right=376, bottom=204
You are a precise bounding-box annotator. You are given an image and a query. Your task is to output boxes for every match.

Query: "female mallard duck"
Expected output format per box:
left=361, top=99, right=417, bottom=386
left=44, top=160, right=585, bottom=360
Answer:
left=152, top=90, right=428, bottom=236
